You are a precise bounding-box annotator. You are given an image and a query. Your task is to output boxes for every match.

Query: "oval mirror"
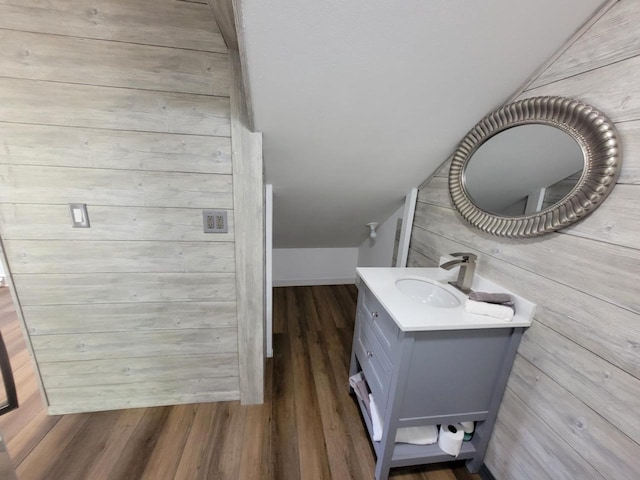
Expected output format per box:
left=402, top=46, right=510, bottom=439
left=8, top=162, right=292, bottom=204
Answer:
left=464, top=124, right=584, bottom=216
left=449, top=96, right=621, bottom=237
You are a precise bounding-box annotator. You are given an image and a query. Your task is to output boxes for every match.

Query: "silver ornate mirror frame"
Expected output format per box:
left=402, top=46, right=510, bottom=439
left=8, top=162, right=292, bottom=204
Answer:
left=449, top=96, right=621, bottom=237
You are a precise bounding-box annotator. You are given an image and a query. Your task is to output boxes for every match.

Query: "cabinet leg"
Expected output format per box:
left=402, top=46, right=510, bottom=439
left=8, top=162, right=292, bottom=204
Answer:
left=374, top=458, right=391, bottom=480
left=465, top=456, right=482, bottom=474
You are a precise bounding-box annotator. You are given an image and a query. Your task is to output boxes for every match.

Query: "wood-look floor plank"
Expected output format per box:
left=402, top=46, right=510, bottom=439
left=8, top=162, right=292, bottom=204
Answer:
left=84, top=408, right=147, bottom=480
left=172, top=402, right=217, bottom=479
left=42, top=410, right=124, bottom=480
left=289, top=288, right=332, bottom=480
left=0, top=369, right=40, bottom=442
left=4, top=410, right=60, bottom=467
left=304, top=287, right=375, bottom=479
left=16, top=414, right=92, bottom=480
left=238, top=356, right=274, bottom=480
left=0, top=432, right=16, bottom=480
left=271, top=333, right=301, bottom=479
left=100, top=407, right=171, bottom=480
left=139, top=403, right=198, bottom=480
left=309, top=319, right=369, bottom=480
left=316, top=284, right=350, bottom=329
left=238, top=406, right=271, bottom=479
left=273, top=286, right=287, bottom=333
left=210, top=401, right=247, bottom=479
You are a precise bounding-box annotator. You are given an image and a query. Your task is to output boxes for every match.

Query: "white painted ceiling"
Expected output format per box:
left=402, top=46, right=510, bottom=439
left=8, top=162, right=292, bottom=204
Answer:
left=239, top=0, right=604, bottom=248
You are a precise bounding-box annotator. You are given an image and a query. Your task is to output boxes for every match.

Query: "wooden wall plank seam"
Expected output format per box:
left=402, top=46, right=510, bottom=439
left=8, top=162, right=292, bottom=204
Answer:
left=13, top=273, right=237, bottom=305
left=0, top=78, right=231, bottom=136
left=0, top=165, right=233, bottom=208
left=505, top=0, right=618, bottom=103
left=0, top=123, right=232, bottom=174
left=23, top=302, right=238, bottom=335
left=523, top=54, right=640, bottom=124
left=4, top=240, right=237, bottom=274
left=529, top=0, right=634, bottom=89
left=0, top=0, right=228, bottom=53
left=30, top=328, right=239, bottom=362
left=0, top=29, right=231, bottom=96
left=46, top=384, right=241, bottom=415
left=38, top=354, right=240, bottom=388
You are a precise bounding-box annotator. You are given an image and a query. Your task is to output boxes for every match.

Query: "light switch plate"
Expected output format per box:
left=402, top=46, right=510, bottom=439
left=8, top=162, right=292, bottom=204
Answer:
left=69, top=203, right=90, bottom=228
left=203, top=210, right=228, bottom=233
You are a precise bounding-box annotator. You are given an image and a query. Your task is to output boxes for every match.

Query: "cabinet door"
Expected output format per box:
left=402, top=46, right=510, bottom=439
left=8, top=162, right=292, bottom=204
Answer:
left=399, top=328, right=513, bottom=420
left=361, top=287, right=398, bottom=359
left=355, top=310, right=392, bottom=414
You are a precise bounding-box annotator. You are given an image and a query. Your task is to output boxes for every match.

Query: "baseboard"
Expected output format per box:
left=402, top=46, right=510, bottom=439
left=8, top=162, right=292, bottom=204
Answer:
left=273, top=277, right=356, bottom=287
left=479, top=464, right=496, bottom=480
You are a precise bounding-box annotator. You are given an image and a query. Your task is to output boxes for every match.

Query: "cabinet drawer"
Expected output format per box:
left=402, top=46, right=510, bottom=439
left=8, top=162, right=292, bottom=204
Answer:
left=355, top=311, right=392, bottom=414
left=362, top=287, right=399, bottom=357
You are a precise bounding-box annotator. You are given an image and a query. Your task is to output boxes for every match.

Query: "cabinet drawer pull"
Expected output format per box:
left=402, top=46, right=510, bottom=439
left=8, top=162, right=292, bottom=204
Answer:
left=372, top=311, right=379, bottom=318
left=367, top=351, right=374, bottom=357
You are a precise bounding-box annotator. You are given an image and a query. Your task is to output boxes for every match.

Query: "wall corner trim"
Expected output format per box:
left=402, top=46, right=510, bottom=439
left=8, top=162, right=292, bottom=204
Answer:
left=231, top=50, right=265, bottom=405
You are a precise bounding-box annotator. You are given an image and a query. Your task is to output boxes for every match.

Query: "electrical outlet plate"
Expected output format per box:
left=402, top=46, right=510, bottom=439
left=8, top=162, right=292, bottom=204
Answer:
left=69, top=203, right=90, bottom=228
left=203, top=210, right=228, bottom=233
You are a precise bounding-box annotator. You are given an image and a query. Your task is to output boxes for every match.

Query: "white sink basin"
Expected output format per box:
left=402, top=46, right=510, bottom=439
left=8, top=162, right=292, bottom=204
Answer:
left=395, top=278, right=461, bottom=308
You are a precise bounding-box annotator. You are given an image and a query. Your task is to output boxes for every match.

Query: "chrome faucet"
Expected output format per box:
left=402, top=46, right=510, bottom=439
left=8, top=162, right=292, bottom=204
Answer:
left=440, top=253, right=477, bottom=294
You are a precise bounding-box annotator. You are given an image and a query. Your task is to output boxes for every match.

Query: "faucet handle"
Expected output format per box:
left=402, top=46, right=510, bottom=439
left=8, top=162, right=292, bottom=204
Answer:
left=449, top=252, right=477, bottom=262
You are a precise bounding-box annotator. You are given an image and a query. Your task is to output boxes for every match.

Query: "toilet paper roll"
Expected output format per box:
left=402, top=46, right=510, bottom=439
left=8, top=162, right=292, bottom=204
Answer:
left=438, top=424, right=464, bottom=457
left=459, top=421, right=475, bottom=434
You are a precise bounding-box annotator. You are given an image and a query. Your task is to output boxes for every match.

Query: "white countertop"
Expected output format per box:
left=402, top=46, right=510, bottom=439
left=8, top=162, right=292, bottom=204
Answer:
left=356, top=267, right=536, bottom=332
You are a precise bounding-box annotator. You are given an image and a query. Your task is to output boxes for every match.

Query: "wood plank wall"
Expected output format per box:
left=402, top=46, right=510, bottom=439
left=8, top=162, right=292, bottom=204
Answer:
left=0, top=0, right=241, bottom=413
left=409, top=1, right=640, bottom=478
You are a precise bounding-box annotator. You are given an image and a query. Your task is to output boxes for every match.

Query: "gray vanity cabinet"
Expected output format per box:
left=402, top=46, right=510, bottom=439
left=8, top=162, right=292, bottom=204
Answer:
left=349, top=284, right=524, bottom=480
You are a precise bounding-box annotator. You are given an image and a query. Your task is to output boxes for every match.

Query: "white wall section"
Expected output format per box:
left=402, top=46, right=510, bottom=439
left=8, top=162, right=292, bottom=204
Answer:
left=396, top=188, right=418, bottom=268
left=265, top=184, right=273, bottom=358
left=273, top=248, right=358, bottom=286
left=357, top=205, right=404, bottom=268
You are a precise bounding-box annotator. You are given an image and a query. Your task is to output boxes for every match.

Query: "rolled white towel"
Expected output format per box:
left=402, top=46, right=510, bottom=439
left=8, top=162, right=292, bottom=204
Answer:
left=348, top=372, right=364, bottom=395
left=465, top=299, right=514, bottom=321
left=369, top=394, right=383, bottom=442
left=459, top=421, right=475, bottom=433
left=395, top=425, right=438, bottom=445
left=349, top=372, right=364, bottom=390
left=349, top=372, right=371, bottom=415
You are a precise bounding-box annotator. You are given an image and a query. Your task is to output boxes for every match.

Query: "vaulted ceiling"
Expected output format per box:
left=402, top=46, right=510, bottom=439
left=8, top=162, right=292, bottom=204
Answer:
left=238, top=0, right=605, bottom=247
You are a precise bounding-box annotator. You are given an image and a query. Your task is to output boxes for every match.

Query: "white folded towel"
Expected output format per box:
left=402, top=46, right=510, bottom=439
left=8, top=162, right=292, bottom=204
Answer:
left=349, top=372, right=370, bottom=414
left=395, top=425, right=438, bottom=445
left=349, top=372, right=364, bottom=395
left=369, top=394, right=383, bottom=442
left=464, top=299, right=514, bottom=321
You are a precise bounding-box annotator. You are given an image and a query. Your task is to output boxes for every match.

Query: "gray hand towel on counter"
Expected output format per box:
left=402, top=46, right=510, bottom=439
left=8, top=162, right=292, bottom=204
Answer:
left=468, top=291, right=513, bottom=304
left=468, top=291, right=515, bottom=312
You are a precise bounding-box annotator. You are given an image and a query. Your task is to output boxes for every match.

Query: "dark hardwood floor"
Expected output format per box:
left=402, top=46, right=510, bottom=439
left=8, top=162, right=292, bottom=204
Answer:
left=0, top=285, right=480, bottom=479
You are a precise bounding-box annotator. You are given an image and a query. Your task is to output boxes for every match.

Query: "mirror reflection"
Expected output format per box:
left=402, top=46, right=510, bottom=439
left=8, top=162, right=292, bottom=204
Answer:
left=463, top=124, right=584, bottom=216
